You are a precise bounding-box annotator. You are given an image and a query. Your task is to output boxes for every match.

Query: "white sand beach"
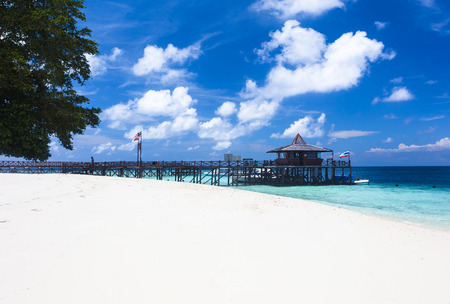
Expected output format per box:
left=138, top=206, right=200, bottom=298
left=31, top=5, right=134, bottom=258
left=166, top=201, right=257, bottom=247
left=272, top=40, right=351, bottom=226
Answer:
left=1, top=174, right=450, bottom=303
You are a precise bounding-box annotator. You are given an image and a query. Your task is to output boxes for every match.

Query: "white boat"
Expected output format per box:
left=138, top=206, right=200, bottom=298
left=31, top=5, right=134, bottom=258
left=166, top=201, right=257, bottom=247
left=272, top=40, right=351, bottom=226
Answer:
left=354, top=179, right=370, bottom=184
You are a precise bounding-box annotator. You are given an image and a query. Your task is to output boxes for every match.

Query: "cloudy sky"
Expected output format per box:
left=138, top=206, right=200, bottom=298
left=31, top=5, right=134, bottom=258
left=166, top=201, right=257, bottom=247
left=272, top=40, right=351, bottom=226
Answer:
left=54, top=0, right=449, bottom=165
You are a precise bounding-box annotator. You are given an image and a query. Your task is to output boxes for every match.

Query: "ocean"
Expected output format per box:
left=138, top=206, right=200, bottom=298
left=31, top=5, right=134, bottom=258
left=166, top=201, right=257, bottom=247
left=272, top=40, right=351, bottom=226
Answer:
left=239, top=167, right=450, bottom=229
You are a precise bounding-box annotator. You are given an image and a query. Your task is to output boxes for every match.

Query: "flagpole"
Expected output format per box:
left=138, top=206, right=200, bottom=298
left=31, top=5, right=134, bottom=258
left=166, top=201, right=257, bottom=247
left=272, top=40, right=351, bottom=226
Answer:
left=140, top=136, right=143, bottom=165
left=133, top=131, right=143, bottom=171
left=137, top=139, right=142, bottom=165
left=137, top=139, right=139, bottom=164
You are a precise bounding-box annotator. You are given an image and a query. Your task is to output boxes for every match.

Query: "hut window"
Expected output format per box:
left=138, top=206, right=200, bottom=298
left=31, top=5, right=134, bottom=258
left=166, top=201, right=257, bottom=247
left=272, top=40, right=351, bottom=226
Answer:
left=306, top=152, right=317, bottom=159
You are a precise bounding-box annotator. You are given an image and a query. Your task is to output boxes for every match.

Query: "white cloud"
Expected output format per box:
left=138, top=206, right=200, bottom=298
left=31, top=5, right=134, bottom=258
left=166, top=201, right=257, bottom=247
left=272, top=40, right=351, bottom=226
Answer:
left=327, top=137, right=337, bottom=144
left=103, top=87, right=200, bottom=141
left=93, top=128, right=102, bottom=136
left=390, top=77, right=403, bottom=84
left=86, top=47, right=122, bottom=77
left=384, top=87, right=414, bottom=102
left=368, top=137, right=450, bottom=153
left=49, top=141, right=60, bottom=155
left=404, top=117, right=414, bottom=125
left=417, top=0, right=436, bottom=8
left=145, top=109, right=199, bottom=139
left=118, top=141, right=137, bottom=151
left=249, top=21, right=392, bottom=102
left=92, top=142, right=117, bottom=154
left=257, top=20, right=327, bottom=65
left=132, top=43, right=201, bottom=83
left=213, top=141, right=232, bottom=150
left=252, top=0, right=345, bottom=19
left=215, top=101, right=237, bottom=117
left=271, top=113, right=326, bottom=138
left=328, top=130, right=378, bottom=139
left=102, top=102, right=134, bottom=129
left=417, top=126, right=437, bottom=134
left=188, top=145, right=200, bottom=151
left=198, top=117, right=243, bottom=141
left=103, top=87, right=197, bottom=129
left=375, top=21, right=387, bottom=30
left=383, top=137, right=393, bottom=143
left=384, top=113, right=397, bottom=119
left=197, top=116, right=258, bottom=150
left=420, top=115, right=445, bottom=121
left=198, top=117, right=231, bottom=140
left=160, top=69, right=193, bottom=84
left=431, top=18, right=450, bottom=34
left=373, top=86, right=414, bottom=104
left=237, top=96, right=280, bottom=125
left=136, top=87, right=196, bottom=117
left=109, top=48, right=122, bottom=61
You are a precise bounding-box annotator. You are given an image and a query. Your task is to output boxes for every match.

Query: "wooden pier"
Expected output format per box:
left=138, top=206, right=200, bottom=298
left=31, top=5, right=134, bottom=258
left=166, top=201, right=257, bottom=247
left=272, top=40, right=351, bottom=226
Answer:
left=0, top=159, right=353, bottom=186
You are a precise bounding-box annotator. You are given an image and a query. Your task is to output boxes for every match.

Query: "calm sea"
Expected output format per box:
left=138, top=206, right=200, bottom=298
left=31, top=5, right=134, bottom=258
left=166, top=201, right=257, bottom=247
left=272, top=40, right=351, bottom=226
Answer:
left=239, top=167, right=450, bottom=229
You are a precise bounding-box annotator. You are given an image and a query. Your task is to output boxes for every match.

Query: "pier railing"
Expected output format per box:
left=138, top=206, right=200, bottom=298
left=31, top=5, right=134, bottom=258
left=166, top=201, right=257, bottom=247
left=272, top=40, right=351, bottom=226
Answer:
left=0, top=159, right=350, bottom=168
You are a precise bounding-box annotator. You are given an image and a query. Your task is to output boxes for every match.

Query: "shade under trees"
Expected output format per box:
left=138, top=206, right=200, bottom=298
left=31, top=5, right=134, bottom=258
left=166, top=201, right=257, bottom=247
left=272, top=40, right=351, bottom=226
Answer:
left=0, top=0, right=100, bottom=161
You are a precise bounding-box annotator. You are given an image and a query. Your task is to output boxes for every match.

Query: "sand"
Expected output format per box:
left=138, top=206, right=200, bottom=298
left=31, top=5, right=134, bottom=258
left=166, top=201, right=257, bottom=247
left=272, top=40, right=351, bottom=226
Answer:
left=1, top=173, right=450, bottom=304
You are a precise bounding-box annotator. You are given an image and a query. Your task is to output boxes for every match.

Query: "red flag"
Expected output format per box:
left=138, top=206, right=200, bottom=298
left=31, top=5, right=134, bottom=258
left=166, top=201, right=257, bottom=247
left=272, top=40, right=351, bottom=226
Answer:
left=134, top=131, right=142, bottom=141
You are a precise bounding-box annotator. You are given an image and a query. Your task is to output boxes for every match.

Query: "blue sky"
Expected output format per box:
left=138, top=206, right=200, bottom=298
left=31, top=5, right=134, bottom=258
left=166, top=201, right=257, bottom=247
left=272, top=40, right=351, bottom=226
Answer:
left=33, top=0, right=450, bottom=164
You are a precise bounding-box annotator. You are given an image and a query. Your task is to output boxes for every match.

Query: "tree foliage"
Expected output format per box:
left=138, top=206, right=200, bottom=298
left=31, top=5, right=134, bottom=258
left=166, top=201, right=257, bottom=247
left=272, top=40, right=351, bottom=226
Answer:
left=0, top=0, right=100, bottom=161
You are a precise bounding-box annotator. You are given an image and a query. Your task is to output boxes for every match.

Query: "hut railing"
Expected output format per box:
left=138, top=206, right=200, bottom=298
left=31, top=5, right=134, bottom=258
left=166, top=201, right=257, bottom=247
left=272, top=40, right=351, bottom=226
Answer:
left=323, top=159, right=350, bottom=167
left=274, top=158, right=324, bottom=166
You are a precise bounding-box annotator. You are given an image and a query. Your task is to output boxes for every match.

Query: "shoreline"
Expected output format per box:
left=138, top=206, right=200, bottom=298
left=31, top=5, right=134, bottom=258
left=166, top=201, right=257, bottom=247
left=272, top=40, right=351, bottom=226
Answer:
left=241, top=188, right=450, bottom=232
left=238, top=178, right=450, bottom=230
left=238, top=186, right=450, bottom=232
left=1, top=173, right=450, bottom=303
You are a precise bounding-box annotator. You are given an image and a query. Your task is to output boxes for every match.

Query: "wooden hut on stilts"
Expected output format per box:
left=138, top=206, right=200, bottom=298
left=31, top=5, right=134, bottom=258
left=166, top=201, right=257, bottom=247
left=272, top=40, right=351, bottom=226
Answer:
left=266, top=133, right=333, bottom=166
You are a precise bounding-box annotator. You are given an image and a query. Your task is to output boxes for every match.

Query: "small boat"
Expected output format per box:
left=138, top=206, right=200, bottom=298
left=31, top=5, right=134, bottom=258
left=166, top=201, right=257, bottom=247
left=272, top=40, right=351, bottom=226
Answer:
left=354, top=178, right=370, bottom=184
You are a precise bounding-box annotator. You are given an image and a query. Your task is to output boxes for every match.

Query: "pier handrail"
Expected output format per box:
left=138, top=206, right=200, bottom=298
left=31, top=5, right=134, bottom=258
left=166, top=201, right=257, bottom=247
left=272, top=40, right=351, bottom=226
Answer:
left=1, top=159, right=350, bottom=169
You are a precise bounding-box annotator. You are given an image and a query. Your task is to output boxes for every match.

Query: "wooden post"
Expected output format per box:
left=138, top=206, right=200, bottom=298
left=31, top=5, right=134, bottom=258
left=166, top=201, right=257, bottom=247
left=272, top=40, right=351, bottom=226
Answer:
left=137, top=141, right=141, bottom=164
left=349, top=165, right=352, bottom=184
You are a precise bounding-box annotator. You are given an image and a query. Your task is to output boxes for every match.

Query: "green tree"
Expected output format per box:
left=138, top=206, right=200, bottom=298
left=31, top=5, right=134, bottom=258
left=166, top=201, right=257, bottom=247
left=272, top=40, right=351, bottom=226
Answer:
left=0, top=0, right=100, bottom=161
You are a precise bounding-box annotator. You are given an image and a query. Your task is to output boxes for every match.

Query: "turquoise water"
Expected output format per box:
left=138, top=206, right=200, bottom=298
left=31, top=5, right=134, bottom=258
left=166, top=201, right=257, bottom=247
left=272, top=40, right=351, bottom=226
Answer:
left=138, top=166, right=450, bottom=228
left=239, top=167, right=450, bottom=229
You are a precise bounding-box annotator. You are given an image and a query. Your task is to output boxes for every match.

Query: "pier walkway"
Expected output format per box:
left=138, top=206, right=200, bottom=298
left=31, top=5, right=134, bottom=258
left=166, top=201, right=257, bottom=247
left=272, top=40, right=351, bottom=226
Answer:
left=0, top=160, right=352, bottom=186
